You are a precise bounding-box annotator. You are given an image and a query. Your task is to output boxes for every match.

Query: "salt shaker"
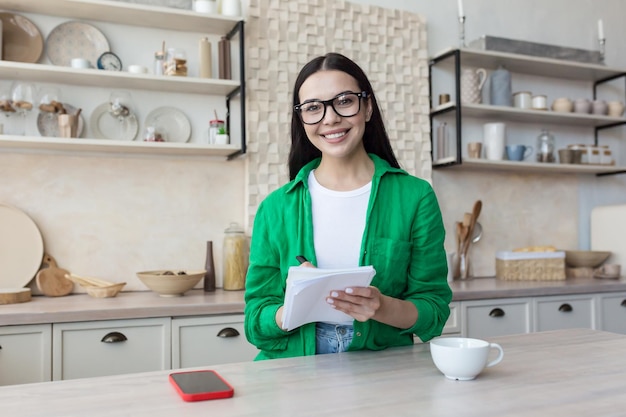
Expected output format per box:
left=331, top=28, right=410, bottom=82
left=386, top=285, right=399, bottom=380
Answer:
left=222, top=222, right=248, bottom=291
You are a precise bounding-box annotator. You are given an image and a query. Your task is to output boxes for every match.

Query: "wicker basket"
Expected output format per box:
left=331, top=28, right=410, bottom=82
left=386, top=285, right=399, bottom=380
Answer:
left=496, top=251, right=566, bottom=281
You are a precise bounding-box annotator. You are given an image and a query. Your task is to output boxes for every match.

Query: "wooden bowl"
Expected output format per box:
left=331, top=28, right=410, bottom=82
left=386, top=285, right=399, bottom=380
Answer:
left=564, top=250, right=611, bottom=268
left=83, top=283, right=126, bottom=298
left=64, top=273, right=126, bottom=298
left=136, top=270, right=205, bottom=297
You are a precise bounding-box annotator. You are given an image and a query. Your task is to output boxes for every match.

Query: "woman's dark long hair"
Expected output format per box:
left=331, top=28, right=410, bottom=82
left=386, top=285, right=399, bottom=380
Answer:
left=288, top=52, right=400, bottom=180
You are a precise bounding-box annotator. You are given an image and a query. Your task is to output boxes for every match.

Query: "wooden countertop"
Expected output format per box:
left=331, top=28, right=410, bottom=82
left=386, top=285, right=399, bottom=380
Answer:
left=1, top=277, right=625, bottom=326
left=0, top=328, right=623, bottom=416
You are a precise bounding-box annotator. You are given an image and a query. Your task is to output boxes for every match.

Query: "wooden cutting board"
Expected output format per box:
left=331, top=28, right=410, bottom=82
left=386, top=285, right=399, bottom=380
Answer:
left=0, top=288, right=31, bottom=304
left=35, top=253, right=73, bottom=297
left=591, top=204, right=626, bottom=268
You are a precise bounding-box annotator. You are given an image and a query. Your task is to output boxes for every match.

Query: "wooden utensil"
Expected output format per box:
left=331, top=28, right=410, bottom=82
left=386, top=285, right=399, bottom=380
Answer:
left=0, top=288, right=31, bottom=304
left=35, top=253, right=73, bottom=297
left=464, top=200, right=483, bottom=254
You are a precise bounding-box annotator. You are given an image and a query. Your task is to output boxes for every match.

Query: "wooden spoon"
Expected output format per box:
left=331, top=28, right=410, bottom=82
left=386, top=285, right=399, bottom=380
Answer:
left=35, top=253, right=73, bottom=297
left=464, top=200, right=483, bottom=256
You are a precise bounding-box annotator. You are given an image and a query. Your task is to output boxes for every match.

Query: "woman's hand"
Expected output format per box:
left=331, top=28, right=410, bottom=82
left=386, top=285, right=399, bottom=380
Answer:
left=326, top=287, right=418, bottom=329
left=325, top=286, right=382, bottom=322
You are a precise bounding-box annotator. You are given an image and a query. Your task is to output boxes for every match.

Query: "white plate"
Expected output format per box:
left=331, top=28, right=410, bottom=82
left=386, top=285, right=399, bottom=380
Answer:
left=144, top=106, right=191, bottom=143
left=90, top=102, right=139, bottom=141
left=0, top=204, right=44, bottom=288
left=37, top=103, right=85, bottom=138
left=45, top=21, right=110, bottom=67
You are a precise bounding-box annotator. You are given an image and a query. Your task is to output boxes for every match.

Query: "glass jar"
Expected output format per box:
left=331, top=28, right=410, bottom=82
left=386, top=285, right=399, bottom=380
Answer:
left=209, top=119, right=225, bottom=144
left=165, top=48, right=187, bottom=76
left=222, top=222, right=248, bottom=290
left=154, top=50, right=165, bottom=76
left=536, top=129, right=555, bottom=163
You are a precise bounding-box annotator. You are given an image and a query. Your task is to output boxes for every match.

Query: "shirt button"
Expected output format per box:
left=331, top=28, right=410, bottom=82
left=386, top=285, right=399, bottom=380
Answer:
left=356, top=332, right=362, bottom=337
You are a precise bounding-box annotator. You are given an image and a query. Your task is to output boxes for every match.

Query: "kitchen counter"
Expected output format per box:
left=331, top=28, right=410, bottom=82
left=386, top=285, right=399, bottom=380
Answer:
left=0, top=289, right=246, bottom=326
left=0, top=328, right=624, bottom=416
left=1, top=277, right=625, bottom=326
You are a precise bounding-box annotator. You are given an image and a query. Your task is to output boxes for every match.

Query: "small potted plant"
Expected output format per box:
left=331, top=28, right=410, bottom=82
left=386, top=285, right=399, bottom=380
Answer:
left=215, top=126, right=229, bottom=145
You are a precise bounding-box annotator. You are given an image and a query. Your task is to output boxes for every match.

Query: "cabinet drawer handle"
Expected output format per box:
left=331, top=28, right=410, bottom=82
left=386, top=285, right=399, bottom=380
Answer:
left=489, top=308, right=505, bottom=317
left=621, top=300, right=626, bottom=307
left=558, top=303, right=573, bottom=313
left=217, top=327, right=240, bottom=338
left=101, top=332, right=128, bottom=343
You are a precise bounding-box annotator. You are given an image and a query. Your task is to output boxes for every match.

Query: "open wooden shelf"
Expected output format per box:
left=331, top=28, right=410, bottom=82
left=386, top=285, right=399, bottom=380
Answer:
left=433, top=157, right=626, bottom=176
left=0, top=134, right=241, bottom=158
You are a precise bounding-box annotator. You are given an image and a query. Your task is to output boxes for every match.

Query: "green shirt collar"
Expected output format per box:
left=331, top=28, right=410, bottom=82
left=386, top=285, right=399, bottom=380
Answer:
left=286, top=153, right=406, bottom=193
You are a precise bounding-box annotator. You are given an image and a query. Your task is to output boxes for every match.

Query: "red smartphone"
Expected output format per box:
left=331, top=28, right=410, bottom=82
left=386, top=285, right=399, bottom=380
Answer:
left=169, top=370, right=234, bottom=402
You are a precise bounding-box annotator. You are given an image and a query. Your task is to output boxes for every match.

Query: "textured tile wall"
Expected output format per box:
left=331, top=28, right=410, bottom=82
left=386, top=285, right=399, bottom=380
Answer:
left=245, top=0, right=431, bottom=228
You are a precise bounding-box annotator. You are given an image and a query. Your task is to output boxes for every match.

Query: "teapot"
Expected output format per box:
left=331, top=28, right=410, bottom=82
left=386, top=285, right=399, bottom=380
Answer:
left=461, top=68, right=487, bottom=104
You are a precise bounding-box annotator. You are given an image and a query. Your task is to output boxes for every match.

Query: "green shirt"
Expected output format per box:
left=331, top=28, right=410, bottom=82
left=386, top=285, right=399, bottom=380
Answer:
left=244, top=154, right=452, bottom=360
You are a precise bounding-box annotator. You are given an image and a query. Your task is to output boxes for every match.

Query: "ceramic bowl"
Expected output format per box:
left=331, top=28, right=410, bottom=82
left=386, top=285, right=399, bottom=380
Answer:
left=551, top=98, right=573, bottom=113
left=136, top=270, right=205, bottom=297
left=564, top=250, right=611, bottom=268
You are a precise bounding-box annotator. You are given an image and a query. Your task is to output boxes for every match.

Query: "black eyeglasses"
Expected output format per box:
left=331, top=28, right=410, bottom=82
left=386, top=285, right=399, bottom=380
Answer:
left=294, top=91, right=369, bottom=125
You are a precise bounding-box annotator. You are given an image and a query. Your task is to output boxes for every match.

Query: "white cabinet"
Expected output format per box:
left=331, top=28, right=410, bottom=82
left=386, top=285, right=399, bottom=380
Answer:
left=0, top=0, right=246, bottom=158
left=597, top=291, right=626, bottom=334
left=0, top=324, right=52, bottom=386
left=171, top=314, right=258, bottom=369
left=462, top=298, right=533, bottom=338
left=533, top=294, right=596, bottom=332
left=429, top=48, right=626, bottom=176
left=52, top=318, right=171, bottom=381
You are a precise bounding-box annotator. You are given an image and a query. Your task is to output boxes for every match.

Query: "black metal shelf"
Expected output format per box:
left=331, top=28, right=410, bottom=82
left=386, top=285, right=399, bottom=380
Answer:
left=429, top=48, right=626, bottom=177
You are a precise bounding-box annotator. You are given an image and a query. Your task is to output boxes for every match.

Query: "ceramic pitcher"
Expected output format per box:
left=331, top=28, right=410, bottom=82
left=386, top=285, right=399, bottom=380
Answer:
left=461, top=68, right=487, bottom=104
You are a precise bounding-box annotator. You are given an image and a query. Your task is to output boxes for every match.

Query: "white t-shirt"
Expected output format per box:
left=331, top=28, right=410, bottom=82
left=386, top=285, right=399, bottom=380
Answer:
left=308, top=170, right=371, bottom=269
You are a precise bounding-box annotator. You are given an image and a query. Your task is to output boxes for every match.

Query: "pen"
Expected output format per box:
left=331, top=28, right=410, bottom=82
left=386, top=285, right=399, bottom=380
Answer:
left=296, top=255, right=308, bottom=264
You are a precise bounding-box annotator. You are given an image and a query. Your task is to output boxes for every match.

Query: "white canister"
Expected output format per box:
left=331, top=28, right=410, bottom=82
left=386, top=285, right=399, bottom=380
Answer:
left=193, top=0, right=218, bottom=13
left=221, top=0, right=241, bottom=16
left=588, top=146, right=601, bottom=164
left=483, top=122, right=506, bottom=161
left=531, top=95, right=547, bottom=110
left=513, top=91, right=532, bottom=109
left=601, top=148, right=613, bottom=165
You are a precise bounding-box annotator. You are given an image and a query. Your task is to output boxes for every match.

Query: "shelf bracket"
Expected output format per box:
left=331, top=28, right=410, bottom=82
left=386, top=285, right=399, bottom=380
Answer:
left=224, top=20, right=246, bottom=158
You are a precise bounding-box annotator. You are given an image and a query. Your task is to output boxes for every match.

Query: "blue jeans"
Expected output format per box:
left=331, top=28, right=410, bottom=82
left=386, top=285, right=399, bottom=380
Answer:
left=315, top=322, right=354, bottom=354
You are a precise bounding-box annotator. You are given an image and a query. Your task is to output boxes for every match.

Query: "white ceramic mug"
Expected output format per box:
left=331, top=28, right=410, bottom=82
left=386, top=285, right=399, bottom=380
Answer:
left=430, top=337, right=504, bottom=380
left=483, top=122, right=506, bottom=160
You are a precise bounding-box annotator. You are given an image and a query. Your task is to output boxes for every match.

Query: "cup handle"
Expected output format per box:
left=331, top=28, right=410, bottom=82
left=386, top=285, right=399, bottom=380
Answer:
left=524, top=146, right=534, bottom=160
left=476, top=68, right=487, bottom=91
left=486, top=343, right=504, bottom=367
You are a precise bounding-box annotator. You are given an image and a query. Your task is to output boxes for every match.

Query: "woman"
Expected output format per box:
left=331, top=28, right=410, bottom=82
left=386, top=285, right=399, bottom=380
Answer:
left=244, top=52, right=451, bottom=360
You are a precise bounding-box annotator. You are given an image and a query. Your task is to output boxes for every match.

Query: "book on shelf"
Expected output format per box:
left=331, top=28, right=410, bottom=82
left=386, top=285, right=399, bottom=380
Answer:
left=281, top=265, right=376, bottom=331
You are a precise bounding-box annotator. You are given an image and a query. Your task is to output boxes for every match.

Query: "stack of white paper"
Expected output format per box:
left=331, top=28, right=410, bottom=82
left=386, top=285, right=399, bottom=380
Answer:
left=282, top=265, right=376, bottom=331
